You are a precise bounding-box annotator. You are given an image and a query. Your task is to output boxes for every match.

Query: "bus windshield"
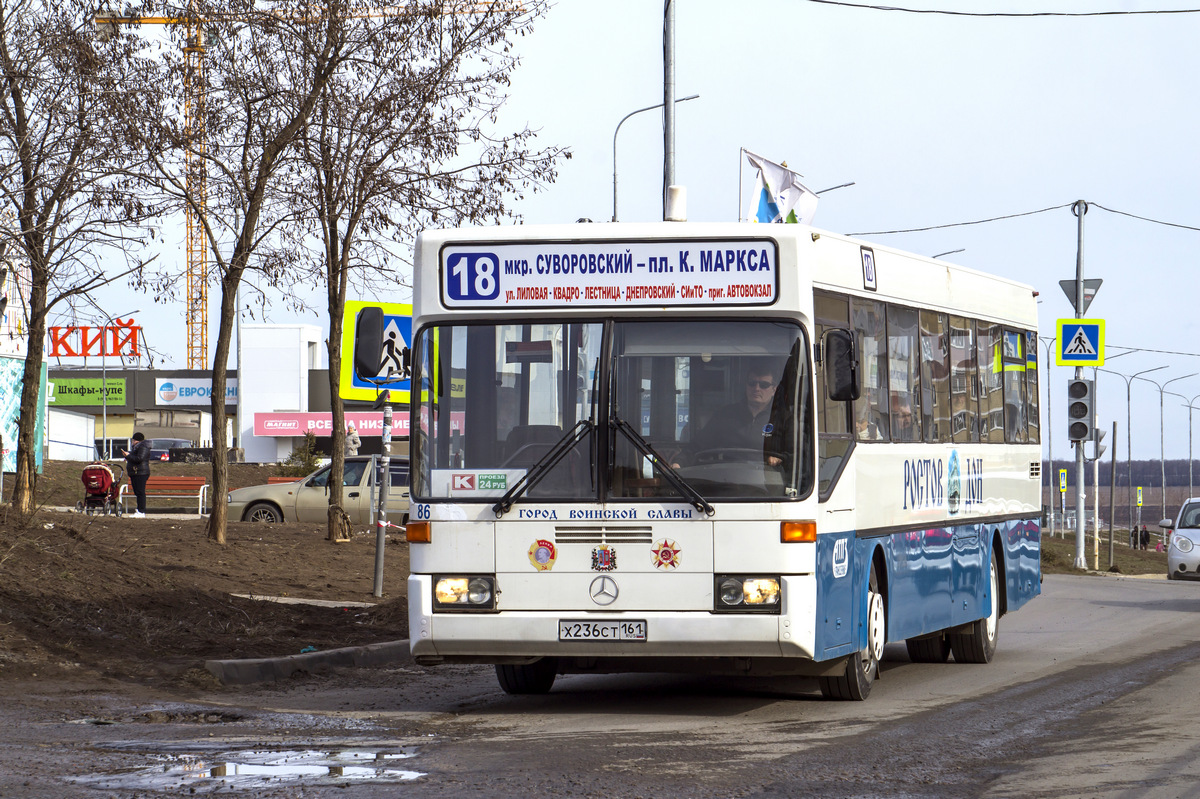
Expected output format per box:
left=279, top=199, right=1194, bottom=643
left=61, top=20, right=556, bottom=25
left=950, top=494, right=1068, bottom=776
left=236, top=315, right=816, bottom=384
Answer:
left=412, top=318, right=813, bottom=503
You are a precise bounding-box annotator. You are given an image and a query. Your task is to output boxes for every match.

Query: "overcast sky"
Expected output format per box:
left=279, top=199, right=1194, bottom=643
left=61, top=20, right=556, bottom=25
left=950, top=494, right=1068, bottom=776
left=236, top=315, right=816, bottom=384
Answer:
left=92, top=1, right=1200, bottom=467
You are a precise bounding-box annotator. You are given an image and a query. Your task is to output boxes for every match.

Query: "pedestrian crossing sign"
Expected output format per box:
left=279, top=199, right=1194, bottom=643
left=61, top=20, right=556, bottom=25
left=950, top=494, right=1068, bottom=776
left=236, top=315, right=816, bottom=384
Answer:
left=1056, top=319, right=1105, bottom=366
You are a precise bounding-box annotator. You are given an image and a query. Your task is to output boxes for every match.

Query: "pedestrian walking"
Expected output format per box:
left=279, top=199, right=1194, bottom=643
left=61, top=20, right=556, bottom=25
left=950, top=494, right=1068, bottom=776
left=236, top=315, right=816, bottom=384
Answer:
left=120, top=432, right=151, bottom=517
left=1140, top=524, right=1150, bottom=551
left=345, top=423, right=361, bottom=457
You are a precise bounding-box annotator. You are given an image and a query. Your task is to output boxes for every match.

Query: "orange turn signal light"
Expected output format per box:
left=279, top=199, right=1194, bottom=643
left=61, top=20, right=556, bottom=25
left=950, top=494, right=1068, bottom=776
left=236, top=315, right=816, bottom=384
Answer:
left=406, top=521, right=431, bottom=543
left=781, top=520, right=816, bottom=543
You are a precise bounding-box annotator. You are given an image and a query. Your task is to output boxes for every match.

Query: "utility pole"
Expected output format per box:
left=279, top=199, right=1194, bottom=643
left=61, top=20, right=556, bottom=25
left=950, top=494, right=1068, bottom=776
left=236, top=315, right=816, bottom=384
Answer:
left=1108, top=420, right=1118, bottom=569
left=1072, top=200, right=1088, bottom=569
left=1091, top=426, right=1107, bottom=570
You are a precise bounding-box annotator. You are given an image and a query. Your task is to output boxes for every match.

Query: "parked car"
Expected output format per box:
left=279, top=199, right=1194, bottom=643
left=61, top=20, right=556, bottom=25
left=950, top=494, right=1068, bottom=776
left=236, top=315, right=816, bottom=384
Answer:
left=227, top=455, right=410, bottom=525
left=147, top=437, right=193, bottom=461
left=1161, top=498, right=1200, bottom=580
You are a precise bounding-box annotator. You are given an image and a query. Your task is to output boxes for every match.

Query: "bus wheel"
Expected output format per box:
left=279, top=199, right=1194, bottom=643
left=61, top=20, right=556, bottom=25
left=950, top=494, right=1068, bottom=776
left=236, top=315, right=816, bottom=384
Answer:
left=905, top=633, right=951, bottom=663
left=496, top=658, right=558, bottom=695
left=820, top=563, right=884, bottom=700
left=950, top=552, right=1000, bottom=664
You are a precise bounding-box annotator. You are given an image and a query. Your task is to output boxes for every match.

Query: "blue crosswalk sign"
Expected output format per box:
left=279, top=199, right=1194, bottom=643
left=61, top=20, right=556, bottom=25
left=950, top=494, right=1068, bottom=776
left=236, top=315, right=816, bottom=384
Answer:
left=1056, top=319, right=1104, bottom=366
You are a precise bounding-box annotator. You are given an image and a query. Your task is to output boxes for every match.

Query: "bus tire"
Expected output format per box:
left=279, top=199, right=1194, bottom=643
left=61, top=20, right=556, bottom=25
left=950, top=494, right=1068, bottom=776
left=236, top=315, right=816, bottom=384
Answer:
left=950, top=552, right=1000, bottom=664
left=820, top=563, right=884, bottom=701
left=905, top=633, right=951, bottom=663
left=496, top=658, right=558, bottom=695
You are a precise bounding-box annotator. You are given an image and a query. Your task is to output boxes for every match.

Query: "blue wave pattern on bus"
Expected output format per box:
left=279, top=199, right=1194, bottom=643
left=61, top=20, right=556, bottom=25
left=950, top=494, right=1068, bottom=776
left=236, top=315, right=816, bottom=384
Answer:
left=902, top=455, right=984, bottom=511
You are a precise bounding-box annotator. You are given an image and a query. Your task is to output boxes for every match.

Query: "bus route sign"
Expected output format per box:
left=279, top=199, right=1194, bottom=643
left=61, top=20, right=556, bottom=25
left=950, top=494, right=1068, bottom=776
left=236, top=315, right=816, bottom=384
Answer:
left=440, top=239, right=779, bottom=309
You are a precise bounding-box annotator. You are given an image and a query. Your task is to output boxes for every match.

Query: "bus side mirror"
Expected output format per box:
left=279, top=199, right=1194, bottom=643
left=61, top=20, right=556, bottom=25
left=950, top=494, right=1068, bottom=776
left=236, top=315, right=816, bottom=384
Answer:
left=354, top=307, right=384, bottom=381
left=823, top=328, right=860, bottom=402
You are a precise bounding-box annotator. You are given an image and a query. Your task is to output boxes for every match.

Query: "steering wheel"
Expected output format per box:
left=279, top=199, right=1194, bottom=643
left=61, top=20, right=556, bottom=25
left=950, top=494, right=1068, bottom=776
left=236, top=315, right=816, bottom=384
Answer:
left=693, top=447, right=768, bottom=465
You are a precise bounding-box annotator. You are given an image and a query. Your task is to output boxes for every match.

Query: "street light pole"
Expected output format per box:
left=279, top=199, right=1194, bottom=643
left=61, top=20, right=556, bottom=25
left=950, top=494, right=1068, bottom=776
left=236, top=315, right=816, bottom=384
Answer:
left=1138, top=372, right=1198, bottom=525
left=612, top=94, right=699, bottom=222
left=1099, top=365, right=1165, bottom=537
left=1039, top=336, right=1056, bottom=537
left=1187, top=392, right=1200, bottom=500
left=89, top=306, right=139, bottom=459
left=1161, top=375, right=1196, bottom=523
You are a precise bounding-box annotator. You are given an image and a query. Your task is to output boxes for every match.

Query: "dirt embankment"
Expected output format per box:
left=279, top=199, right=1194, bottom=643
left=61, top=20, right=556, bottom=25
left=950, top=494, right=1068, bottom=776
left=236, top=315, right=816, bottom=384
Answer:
left=0, top=461, right=409, bottom=688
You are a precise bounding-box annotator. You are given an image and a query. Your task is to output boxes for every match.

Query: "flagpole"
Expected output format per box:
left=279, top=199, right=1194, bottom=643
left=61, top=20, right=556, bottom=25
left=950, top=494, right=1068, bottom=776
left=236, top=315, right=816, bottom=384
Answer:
left=663, top=0, right=675, bottom=221
left=738, top=148, right=744, bottom=222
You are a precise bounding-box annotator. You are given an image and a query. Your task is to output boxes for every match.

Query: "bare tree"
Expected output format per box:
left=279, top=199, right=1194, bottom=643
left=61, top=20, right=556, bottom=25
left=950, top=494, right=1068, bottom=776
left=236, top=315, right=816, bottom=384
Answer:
left=292, top=2, right=566, bottom=542
left=0, top=0, right=163, bottom=516
left=109, top=0, right=361, bottom=544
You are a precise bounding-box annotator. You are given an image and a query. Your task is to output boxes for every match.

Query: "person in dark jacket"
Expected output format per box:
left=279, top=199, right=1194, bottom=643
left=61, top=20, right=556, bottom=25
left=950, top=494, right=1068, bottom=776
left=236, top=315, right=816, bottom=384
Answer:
left=1140, top=524, right=1150, bottom=551
left=693, top=361, right=784, bottom=467
left=121, top=432, right=151, bottom=517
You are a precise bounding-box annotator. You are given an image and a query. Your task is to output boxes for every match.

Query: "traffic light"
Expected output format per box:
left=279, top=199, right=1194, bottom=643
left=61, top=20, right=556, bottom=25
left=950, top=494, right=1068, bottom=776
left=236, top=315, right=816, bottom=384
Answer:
left=1091, top=427, right=1107, bottom=460
left=1067, top=378, right=1095, bottom=442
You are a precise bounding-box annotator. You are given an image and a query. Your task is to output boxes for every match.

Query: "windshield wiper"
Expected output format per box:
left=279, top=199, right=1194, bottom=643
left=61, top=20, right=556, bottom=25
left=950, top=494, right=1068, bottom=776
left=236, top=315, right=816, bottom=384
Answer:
left=611, top=416, right=715, bottom=517
left=492, top=419, right=594, bottom=517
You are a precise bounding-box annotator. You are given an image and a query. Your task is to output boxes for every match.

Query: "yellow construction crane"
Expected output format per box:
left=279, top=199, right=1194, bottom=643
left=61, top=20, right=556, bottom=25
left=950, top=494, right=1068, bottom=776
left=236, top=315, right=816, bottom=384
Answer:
left=95, top=1, right=522, bottom=370
left=97, top=4, right=211, bottom=368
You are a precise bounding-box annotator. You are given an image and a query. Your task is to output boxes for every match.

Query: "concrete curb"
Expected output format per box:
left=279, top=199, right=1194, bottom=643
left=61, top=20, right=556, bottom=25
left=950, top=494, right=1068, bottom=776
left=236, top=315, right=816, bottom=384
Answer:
left=204, top=639, right=412, bottom=685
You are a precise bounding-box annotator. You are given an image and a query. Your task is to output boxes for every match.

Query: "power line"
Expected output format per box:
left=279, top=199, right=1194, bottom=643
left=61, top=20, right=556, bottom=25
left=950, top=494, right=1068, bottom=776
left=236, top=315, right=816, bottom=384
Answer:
left=848, top=202, right=1200, bottom=237
left=847, top=203, right=1072, bottom=236
left=1108, top=344, right=1200, bottom=360
left=804, top=0, right=1200, bottom=16
left=1091, top=203, right=1200, bottom=233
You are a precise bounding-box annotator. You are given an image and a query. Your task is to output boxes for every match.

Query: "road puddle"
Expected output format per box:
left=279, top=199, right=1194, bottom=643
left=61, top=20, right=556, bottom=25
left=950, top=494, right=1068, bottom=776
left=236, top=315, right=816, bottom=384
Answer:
left=71, top=747, right=423, bottom=791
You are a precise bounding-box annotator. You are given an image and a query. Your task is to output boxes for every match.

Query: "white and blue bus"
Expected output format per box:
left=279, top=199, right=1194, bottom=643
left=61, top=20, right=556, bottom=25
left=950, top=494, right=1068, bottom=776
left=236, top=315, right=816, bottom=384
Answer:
left=398, top=220, right=1041, bottom=700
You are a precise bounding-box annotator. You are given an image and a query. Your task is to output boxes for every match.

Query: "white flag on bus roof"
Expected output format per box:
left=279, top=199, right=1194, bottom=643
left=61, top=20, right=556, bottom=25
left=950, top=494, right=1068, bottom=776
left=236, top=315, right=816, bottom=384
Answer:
left=744, top=150, right=818, bottom=225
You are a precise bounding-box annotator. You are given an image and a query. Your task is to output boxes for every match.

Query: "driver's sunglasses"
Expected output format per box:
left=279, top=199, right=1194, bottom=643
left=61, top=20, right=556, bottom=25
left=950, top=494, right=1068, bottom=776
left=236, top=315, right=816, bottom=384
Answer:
left=746, top=379, right=775, bottom=389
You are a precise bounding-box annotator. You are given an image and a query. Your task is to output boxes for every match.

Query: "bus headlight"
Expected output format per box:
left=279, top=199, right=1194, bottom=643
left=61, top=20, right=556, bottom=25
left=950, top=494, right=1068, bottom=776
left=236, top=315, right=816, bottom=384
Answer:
left=433, top=575, right=496, bottom=611
left=714, top=575, right=781, bottom=613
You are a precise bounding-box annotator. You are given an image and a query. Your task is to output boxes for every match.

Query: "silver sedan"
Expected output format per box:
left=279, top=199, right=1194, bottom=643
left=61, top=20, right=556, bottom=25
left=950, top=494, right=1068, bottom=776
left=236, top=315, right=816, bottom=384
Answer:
left=228, top=456, right=409, bottom=525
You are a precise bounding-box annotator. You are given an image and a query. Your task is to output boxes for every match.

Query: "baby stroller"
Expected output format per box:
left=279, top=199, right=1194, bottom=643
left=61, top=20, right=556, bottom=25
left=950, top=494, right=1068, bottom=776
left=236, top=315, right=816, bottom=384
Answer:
left=77, top=462, right=123, bottom=516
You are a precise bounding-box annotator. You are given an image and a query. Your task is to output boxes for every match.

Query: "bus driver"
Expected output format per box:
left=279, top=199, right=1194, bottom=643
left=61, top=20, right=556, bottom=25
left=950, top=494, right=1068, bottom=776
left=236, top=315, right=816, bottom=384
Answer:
left=694, top=361, right=784, bottom=466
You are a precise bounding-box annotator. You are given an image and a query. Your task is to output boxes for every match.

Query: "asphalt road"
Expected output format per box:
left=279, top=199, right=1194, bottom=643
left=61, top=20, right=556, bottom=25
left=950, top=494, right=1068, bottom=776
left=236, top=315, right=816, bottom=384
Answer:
left=3, top=573, right=1200, bottom=798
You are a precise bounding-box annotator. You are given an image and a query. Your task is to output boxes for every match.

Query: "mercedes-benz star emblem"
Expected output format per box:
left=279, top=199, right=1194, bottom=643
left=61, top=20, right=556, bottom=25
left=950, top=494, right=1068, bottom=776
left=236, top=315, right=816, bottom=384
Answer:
left=589, top=575, right=618, bottom=606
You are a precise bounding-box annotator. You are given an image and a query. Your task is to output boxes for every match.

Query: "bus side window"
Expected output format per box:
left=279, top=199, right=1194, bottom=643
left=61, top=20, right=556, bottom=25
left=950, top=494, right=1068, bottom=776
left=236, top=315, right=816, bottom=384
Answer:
left=977, top=321, right=1005, bottom=443
left=815, top=291, right=853, bottom=499
left=851, top=297, right=889, bottom=441
left=1026, top=330, right=1040, bottom=443
left=920, top=310, right=951, bottom=443
left=886, top=305, right=921, bottom=442
left=1000, top=329, right=1028, bottom=444
left=949, top=316, right=980, bottom=443
left=815, top=291, right=851, bottom=437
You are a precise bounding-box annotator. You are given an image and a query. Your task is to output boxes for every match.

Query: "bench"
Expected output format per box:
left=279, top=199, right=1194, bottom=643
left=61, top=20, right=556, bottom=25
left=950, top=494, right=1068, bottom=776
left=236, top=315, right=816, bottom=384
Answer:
left=119, top=475, right=210, bottom=515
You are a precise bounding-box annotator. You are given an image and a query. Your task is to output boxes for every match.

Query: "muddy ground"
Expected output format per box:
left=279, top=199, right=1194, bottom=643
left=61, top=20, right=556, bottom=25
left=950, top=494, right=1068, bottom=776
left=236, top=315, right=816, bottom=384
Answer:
left=0, top=459, right=1168, bottom=693
left=0, top=460, right=409, bottom=688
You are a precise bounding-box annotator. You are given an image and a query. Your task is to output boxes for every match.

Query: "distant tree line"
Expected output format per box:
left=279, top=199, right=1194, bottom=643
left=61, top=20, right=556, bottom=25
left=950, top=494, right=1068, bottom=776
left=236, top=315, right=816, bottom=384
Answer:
left=1044, top=459, right=1200, bottom=489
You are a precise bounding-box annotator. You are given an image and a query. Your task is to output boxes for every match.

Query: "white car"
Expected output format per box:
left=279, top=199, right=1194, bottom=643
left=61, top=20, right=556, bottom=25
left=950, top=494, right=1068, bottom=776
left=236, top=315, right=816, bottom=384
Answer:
left=1162, top=498, right=1200, bottom=580
left=227, top=456, right=409, bottom=525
